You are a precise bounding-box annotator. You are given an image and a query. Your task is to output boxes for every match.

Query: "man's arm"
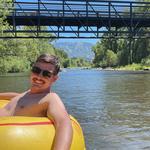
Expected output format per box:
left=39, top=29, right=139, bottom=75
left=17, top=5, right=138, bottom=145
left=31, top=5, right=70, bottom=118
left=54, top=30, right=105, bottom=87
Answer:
left=0, top=92, right=20, bottom=100
left=47, top=93, right=73, bottom=150
left=0, top=97, right=19, bottom=116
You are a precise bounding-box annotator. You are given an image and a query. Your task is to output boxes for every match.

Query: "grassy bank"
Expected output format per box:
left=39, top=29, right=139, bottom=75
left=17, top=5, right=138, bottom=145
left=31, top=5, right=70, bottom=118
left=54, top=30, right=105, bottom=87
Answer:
left=116, top=63, right=150, bottom=71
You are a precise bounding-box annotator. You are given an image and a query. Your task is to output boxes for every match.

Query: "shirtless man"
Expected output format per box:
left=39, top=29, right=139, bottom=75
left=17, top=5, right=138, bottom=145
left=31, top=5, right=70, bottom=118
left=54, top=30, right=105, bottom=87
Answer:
left=0, top=54, right=73, bottom=150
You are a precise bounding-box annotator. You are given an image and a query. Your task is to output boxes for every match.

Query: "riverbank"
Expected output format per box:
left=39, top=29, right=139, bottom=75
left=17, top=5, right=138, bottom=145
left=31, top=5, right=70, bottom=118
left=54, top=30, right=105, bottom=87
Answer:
left=94, top=63, right=150, bottom=71
left=1, top=64, right=150, bottom=76
left=116, top=63, right=150, bottom=71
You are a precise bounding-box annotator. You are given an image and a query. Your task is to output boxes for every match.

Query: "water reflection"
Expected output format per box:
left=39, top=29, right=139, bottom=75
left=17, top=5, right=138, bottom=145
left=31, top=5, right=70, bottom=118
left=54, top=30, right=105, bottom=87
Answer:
left=0, top=73, right=29, bottom=92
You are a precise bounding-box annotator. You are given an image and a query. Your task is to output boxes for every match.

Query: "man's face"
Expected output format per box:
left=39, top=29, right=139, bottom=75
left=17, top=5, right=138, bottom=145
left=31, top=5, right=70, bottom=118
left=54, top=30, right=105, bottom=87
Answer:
left=30, top=62, right=58, bottom=93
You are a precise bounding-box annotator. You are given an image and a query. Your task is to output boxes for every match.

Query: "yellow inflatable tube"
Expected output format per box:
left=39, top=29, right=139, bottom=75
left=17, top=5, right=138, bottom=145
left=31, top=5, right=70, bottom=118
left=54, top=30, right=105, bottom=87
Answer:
left=0, top=100, right=86, bottom=150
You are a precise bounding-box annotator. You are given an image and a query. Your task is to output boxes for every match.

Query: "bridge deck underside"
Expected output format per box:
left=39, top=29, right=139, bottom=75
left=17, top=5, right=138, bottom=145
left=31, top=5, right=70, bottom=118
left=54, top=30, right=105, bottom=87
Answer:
left=6, top=16, right=150, bottom=28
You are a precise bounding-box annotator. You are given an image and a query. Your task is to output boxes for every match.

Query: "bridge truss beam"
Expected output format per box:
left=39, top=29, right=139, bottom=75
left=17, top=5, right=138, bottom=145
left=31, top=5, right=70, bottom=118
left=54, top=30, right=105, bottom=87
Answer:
left=2, top=0, right=150, bottom=39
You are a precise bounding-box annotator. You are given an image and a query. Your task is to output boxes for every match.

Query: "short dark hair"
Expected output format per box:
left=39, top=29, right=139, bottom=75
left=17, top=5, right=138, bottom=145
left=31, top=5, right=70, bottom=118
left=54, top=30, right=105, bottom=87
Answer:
left=35, top=54, right=60, bottom=75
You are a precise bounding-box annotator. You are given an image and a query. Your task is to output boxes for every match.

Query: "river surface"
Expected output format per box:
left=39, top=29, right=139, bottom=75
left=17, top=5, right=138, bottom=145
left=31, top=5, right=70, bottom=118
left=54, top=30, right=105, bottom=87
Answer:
left=0, top=69, right=150, bottom=150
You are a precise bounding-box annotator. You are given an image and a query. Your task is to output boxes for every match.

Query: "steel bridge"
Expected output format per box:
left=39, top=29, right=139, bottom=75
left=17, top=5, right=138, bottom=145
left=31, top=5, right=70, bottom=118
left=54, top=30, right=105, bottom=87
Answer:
left=2, top=0, right=150, bottom=38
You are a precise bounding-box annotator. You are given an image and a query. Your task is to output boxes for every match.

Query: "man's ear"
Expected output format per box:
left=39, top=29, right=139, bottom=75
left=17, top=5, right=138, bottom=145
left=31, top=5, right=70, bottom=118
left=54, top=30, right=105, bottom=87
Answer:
left=52, top=75, right=58, bottom=82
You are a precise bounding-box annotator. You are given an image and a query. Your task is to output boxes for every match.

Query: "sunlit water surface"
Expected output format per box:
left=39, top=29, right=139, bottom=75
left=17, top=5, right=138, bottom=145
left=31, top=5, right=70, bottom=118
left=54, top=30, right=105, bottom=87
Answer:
left=0, top=69, right=150, bottom=150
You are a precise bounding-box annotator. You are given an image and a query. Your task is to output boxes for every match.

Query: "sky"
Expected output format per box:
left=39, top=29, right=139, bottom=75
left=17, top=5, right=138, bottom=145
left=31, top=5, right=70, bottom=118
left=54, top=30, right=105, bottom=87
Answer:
left=55, top=38, right=99, bottom=44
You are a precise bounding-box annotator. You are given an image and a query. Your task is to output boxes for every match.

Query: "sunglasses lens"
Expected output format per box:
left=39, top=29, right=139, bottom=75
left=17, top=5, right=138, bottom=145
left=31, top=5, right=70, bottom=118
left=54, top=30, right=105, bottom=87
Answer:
left=43, top=71, right=52, bottom=78
left=32, top=66, right=41, bottom=74
left=32, top=66, right=53, bottom=78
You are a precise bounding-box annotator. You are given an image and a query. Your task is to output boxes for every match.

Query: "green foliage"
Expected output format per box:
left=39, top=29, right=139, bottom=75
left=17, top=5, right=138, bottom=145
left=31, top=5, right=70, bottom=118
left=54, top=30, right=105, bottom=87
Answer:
left=106, top=50, right=118, bottom=67
left=141, top=55, right=150, bottom=66
left=92, top=41, right=118, bottom=68
left=0, top=55, right=29, bottom=74
left=0, top=36, right=91, bottom=74
left=62, top=57, right=91, bottom=68
left=92, top=42, right=105, bottom=67
left=118, top=63, right=144, bottom=71
left=93, top=34, right=150, bottom=69
left=0, top=0, right=12, bottom=36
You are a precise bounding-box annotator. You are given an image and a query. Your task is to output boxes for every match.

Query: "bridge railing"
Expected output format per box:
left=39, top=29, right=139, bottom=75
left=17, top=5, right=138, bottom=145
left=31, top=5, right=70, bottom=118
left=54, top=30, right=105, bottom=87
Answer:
left=8, top=0, right=150, bottom=18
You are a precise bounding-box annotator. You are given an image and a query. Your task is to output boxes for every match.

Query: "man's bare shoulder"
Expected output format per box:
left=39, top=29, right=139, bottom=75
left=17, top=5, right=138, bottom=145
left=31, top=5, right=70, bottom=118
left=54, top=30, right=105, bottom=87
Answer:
left=44, top=92, right=61, bottom=102
left=49, top=92, right=60, bottom=98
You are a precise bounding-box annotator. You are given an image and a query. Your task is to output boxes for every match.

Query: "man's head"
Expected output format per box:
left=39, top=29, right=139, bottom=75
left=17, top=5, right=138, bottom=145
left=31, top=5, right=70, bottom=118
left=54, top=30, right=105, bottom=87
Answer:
left=30, top=54, right=60, bottom=93
left=35, top=54, right=60, bottom=75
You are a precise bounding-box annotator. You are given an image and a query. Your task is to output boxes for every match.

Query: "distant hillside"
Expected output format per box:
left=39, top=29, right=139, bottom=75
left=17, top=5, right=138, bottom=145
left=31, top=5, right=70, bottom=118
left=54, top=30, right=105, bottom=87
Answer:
left=53, top=42, right=94, bottom=60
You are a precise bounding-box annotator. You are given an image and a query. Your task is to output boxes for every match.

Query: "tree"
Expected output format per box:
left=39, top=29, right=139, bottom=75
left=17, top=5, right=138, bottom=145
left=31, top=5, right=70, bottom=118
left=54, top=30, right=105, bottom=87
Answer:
left=0, top=0, right=12, bottom=36
left=106, top=50, right=118, bottom=67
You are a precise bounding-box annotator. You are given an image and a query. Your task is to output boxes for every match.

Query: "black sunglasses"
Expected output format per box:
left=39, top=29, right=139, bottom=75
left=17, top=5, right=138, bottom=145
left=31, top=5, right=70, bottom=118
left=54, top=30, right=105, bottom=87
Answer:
left=31, top=66, right=53, bottom=78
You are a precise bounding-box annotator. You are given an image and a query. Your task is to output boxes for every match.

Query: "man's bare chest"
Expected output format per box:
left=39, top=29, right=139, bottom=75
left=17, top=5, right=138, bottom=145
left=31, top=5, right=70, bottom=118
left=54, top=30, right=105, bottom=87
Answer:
left=14, top=102, right=48, bottom=117
left=13, top=93, right=49, bottom=117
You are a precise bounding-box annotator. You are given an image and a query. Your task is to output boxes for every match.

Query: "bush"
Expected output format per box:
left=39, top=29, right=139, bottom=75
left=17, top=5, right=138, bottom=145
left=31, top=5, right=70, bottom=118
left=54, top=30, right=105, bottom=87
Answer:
left=118, top=63, right=143, bottom=71
left=0, top=56, right=30, bottom=74
left=141, top=56, right=150, bottom=66
left=106, top=50, right=118, bottom=67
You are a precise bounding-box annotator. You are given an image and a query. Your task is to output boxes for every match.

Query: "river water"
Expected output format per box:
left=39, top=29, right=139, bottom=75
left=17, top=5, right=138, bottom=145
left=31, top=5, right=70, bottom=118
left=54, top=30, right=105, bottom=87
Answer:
left=0, top=69, right=150, bottom=150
